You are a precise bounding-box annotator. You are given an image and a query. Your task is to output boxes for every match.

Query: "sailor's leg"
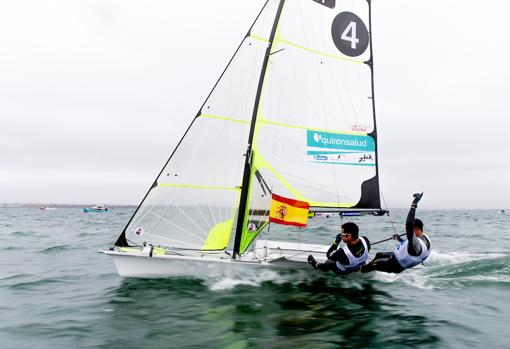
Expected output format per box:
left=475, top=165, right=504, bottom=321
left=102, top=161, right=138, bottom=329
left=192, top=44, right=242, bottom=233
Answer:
left=315, top=259, right=344, bottom=275
left=362, top=252, right=394, bottom=273
left=362, top=254, right=404, bottom=274
left=374, top=251, right=394, bottom=259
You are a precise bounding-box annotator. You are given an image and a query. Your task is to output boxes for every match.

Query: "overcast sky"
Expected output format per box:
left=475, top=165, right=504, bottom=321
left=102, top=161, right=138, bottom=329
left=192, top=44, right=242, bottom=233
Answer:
left=1, top=0, right=509, bottom=209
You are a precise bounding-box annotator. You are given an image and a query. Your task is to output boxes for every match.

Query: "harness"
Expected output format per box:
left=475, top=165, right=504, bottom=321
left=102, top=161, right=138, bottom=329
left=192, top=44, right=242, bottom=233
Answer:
left=336, top=238, right=369, bottom=272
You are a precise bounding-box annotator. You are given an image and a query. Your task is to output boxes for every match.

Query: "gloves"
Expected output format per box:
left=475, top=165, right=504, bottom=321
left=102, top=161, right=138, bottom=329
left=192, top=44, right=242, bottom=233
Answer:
left=412, top=192, right=423, bottom=207
left=334, top=233, right=342, bottom=244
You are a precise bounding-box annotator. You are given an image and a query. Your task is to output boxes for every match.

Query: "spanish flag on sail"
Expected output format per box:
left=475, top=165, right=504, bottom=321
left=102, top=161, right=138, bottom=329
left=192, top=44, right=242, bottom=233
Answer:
left=269, top=194, right=310, bottom=227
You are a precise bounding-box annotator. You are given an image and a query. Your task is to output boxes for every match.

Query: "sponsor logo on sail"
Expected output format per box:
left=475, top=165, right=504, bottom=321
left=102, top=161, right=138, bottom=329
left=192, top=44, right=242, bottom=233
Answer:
left=351, top=124, right=369, bottom=132
left=307, top=130, right=375, bottom=151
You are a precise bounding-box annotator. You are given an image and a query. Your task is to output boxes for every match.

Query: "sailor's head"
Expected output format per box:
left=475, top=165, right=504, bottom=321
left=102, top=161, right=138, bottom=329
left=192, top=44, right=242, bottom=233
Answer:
left=414, top=218, right=424, bottom=235
left=340, top=222, right=359, bottom=241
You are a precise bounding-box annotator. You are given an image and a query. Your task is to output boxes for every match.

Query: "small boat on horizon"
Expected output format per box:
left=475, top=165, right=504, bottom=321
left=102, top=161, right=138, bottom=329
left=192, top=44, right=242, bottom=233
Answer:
left=40, top=206, right=56, bottom=211
left=83, top=204, right=110, bottom=212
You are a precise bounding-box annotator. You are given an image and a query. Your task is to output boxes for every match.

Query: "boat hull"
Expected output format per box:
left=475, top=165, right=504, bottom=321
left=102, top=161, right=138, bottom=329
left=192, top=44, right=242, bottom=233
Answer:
left=101, top=240, right=330, bottom=278
left=83, top=208, right=109, bottom=212
left=102, top=251, right=313, bottom=278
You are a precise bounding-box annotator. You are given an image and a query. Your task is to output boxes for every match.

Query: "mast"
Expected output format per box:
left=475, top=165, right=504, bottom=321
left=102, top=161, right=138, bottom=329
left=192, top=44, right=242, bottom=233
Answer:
left=233, top=0, right=286, bottom=258
left=368, top=0, right=380, bottom=199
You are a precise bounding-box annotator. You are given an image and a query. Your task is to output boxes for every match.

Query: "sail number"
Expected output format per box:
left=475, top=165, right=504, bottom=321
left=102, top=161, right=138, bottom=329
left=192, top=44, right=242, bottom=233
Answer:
left=331, top=12, right=369, bottom=57
left=341, top=21, right=359, bottom=49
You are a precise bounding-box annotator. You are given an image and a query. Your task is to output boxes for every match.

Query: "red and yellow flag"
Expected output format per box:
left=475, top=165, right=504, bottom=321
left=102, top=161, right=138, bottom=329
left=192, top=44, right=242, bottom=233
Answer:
left=269, top=194, right=310, bottom=227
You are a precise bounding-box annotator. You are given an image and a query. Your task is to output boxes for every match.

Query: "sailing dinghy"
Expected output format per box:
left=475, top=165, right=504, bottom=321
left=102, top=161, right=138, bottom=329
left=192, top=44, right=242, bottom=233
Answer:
left=101, top=0, right=387, bottom=278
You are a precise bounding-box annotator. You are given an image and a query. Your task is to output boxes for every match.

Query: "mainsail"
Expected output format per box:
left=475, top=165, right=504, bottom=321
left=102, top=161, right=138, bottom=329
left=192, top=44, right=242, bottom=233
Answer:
left=114, top=0, right=381, bottom=258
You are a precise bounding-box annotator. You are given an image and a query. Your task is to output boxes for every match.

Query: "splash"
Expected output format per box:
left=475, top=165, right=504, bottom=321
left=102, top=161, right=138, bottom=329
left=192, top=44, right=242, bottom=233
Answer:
left=208, top=269, right=290, bottom=291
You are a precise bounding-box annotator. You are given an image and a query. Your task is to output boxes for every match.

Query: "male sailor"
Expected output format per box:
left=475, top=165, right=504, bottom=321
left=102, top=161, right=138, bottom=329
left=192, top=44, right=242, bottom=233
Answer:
left=361, top=193, right=431, bottom=274
left=308, top=222, right=370, bottom=275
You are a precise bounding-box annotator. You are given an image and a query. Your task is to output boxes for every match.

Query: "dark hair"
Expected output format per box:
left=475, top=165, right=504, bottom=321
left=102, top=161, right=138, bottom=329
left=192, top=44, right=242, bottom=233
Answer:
left=414, top=218, right=423, bottom=230
left=341, top=222, right=359, bottom=238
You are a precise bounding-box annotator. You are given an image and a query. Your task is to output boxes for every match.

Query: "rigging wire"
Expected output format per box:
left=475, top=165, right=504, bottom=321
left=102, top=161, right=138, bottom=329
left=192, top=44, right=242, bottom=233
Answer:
left=371, top=191, right=400, bottom=253
left=381, top=191, right=397, bottom=236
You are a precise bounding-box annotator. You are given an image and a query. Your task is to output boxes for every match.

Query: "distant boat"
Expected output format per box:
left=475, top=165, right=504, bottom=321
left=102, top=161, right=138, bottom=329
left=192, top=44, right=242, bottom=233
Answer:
left=40, top=206, right=56, bottom=211
left=500, top=210, right=506, bottom=213
left=83, top=204, right=110, bottom=212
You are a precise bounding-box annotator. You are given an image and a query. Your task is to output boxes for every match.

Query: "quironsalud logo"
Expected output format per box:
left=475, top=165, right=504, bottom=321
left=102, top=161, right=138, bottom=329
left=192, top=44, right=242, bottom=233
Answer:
left=307, top=130, right=375, bottom=152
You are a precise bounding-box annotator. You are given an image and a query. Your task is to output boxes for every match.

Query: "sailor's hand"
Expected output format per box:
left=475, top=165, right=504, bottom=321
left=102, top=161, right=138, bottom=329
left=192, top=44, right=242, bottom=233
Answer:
left=334, top=233, right=341, bottom=244
left=392, top=234, right=399, bottom=240
left=412, top=192, right=423, bottom=206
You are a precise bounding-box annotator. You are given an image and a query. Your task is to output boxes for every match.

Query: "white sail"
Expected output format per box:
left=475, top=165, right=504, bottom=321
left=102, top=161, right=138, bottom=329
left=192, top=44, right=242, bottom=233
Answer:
left=236, top=0, right=380, bottom=253
left=113, top=0, right=381, bottom=258
left=253, top=0, right=377, bottom=209
left=117, top=2, right=280, bottom=251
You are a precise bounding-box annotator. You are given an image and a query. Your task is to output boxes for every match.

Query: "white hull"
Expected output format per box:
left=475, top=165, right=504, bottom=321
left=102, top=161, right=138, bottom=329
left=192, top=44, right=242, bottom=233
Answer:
left=101, top=240, right=330, bottom=278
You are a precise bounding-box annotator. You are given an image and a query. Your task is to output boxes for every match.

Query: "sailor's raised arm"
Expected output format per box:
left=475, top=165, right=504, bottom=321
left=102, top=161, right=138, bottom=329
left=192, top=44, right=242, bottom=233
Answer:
left=406, top=192, right=423, bottom=255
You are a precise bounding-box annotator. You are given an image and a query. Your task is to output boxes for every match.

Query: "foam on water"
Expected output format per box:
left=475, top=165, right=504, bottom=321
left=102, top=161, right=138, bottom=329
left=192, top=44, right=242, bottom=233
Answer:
left=427, top=250, right=506, bottom=265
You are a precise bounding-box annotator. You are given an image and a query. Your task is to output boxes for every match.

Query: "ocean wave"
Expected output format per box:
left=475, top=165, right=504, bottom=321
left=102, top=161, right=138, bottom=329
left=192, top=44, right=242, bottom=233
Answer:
left=0, top=273, right=33, bottom=282
left=40, top=245, right=71, bottom=253
left=8, top=277, right=68, bottom=290
left=9, top=230, right=40, bottom=237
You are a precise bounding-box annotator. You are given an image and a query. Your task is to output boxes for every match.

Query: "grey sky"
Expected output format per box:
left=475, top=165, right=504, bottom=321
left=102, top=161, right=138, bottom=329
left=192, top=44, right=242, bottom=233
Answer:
left=1, top=0, right=509, bottom=209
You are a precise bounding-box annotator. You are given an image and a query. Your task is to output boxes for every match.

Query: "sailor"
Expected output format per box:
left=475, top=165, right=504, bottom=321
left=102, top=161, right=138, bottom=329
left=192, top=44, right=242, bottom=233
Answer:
left=308, top=222, right=370, bottom=274
left=361, top=193, right=431, bottom=274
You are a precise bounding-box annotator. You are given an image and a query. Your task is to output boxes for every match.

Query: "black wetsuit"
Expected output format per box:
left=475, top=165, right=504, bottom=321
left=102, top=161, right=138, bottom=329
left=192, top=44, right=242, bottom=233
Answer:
left=361, top=205, right=429, bottom=274
left=318, top=236, right=371, bottom=275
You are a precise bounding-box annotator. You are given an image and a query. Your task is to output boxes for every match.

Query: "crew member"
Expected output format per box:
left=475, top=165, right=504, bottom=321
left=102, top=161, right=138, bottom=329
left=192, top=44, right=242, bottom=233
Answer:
left=361, top=193, right=431, bottom=274
left=308, top=222, right=370, bottom=274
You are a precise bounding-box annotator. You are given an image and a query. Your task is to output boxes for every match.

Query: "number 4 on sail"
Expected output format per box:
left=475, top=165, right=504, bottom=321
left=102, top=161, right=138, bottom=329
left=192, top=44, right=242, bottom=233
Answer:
left=101, top=0, right=387, bottom=278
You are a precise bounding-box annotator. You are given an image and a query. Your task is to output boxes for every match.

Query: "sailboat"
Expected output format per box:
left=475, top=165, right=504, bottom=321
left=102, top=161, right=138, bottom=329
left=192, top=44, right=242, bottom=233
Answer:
left=101, top=0, right=386, bottom=278
left=83, top=204, right=110, bottom=212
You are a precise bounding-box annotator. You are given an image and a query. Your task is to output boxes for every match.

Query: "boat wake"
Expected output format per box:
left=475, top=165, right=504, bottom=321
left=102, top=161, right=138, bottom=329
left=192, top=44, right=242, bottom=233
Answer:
left=207, top=269, right=286, bottom=291
left=372, top=250, right=510, bottom=290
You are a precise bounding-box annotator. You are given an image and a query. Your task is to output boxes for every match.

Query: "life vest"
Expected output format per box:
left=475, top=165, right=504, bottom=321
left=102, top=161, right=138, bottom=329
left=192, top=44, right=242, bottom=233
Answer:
left=336, top=237, right=369, bottom=272
left=394, top=233, right=431, bottom=269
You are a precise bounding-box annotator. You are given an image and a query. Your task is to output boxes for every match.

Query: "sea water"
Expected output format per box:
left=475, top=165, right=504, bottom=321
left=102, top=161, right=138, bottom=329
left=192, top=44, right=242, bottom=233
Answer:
left=0, top=207, right=509, bottom=349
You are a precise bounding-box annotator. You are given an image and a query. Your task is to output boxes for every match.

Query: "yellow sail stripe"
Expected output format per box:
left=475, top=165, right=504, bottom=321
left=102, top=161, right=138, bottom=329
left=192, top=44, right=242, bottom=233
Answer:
left=200, top=113, right=250, bottom=125
left=202, top=188, right=242, bottom=250
left=199, top=111, right=367, bottom=136
left=257, top=116, right=367, bottom=136
left=252, top=147, right=306, bottom=201
left=252, top=149, right=356, bottom=209
left=249, top=34, right=269, bottom=43
left=200, top=111, right=367, bottom=137
left=274, top=37, right=365, bottom=64
left=158, top=183, right=241, bottom=191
